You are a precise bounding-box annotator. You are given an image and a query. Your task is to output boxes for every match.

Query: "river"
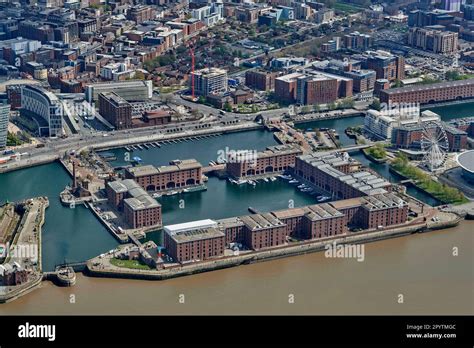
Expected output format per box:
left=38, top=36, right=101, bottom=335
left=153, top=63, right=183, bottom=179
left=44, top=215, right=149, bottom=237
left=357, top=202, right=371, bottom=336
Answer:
left=0, top=103, right=472, bottom=314
left=0, top=220, right=472, bottom=315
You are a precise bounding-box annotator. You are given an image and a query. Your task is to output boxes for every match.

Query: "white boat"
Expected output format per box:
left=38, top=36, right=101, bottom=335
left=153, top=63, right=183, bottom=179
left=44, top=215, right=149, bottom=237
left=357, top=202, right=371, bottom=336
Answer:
left=289, top=179, right=299, bottom=184
left=278, top=174, right=292, bottom=180
left=236, top=179, right=247, bottom=185
left=166, top=191, right=179, bottom=196
left=263, top=178, right=269, bottom=182
left=270, top=177, right=277, bottom=182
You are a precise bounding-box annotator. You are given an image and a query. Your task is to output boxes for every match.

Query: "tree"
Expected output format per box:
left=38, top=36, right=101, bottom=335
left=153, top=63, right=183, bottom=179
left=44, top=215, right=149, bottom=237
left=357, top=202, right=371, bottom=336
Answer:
left=370, top=98, right=381, bottom=111
left=224, top=102, right=233, bottom=112
left=134, top=71, right=145, bottom=80
left=313, top=104, right=320, bottom=113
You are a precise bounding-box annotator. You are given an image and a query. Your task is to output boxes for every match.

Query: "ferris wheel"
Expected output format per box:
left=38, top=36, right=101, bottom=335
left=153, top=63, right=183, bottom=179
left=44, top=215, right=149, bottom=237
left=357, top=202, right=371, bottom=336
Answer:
left=420, top=121, right=449, bottom=172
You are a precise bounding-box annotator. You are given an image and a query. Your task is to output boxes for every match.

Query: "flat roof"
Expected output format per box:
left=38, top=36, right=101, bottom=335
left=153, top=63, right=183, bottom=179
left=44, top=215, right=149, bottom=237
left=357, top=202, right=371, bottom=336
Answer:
left=164, top=219, right=217, bottom=235
left=382, top=78, right=474, bottom=94
left=170, top=227, right=225, bottom=244
left=458, top=150, right=474, bottom=173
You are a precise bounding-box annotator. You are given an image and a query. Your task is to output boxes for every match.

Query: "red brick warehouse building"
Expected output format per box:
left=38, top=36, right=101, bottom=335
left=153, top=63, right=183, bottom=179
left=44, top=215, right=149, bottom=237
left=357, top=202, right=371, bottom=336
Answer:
left=380, top=79, right=474, bottom=105
left=163, top=220, right=225, bottom=263
left=163, top=193, right=409, bottom=263
left=294, top=152, right=392, bottom=200
left=106, top=179, right=162, bottom=229
left=226, top=145, right=303, bottom=179
left=124, top=159, right=203, bottom=192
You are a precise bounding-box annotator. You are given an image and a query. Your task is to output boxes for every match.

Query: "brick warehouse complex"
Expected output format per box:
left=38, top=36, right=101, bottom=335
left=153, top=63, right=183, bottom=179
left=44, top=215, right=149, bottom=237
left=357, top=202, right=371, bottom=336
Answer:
left=163, top=193, right=408, bottom=263
left=163, top=220, right=225, bottom=263
left=294, top=152, right=392, bottom=200
left=106, top=179, right=162, bottom=229
left=124, top=159, right=202, bottom=192
left=380, top=79, right=474, bottom=105
left=226, top=145, right=303, bottom=179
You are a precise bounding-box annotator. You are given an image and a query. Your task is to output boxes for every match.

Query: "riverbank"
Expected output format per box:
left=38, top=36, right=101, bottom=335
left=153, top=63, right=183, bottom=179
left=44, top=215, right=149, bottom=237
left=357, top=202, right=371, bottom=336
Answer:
left=86, top=210, right=461, bottom=281
left=0, top=197, right=49, bottom=303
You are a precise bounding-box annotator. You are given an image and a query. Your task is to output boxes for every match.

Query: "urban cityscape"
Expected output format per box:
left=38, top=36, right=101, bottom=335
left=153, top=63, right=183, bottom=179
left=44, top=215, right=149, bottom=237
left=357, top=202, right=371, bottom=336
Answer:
left=0, top=0, right=472, bottom=332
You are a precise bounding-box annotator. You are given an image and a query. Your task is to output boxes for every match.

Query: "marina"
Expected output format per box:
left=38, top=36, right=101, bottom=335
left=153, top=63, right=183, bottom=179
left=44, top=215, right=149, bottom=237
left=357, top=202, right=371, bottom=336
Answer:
left=0, top=104, right=467, bottom=272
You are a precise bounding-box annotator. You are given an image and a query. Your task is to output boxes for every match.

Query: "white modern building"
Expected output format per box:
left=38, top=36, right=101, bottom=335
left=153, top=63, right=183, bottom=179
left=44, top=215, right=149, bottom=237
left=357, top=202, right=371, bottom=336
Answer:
left=100, top=62, right=134, bottom=81
left=190, top=67, right=228, bottom=96
left=191, top=2, right=224, bottom=27
left=21, top=85, right=63, bottom=137
left=85, top=80, right=153, bottom=103
left=364, top=106, right=440, bottom=140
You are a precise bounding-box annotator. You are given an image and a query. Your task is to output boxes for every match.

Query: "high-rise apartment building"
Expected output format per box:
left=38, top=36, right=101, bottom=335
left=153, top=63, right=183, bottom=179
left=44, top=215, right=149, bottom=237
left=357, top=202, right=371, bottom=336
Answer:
left=190, top=68, right=228, bottom=96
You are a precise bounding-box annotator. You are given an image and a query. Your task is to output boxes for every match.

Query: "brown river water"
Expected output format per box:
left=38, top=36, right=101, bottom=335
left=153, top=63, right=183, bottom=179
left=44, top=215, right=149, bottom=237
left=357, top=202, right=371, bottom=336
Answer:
left=0, top=221, right=472, bottom=315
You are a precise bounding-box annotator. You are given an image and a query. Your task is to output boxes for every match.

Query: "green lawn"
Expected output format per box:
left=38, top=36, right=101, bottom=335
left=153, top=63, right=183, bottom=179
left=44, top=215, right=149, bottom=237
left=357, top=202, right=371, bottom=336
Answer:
left=110, top=258, right=152, bottom=270
left=391, top=155, right=468, bottom=205
left=334, top=2, right=366, bottom=14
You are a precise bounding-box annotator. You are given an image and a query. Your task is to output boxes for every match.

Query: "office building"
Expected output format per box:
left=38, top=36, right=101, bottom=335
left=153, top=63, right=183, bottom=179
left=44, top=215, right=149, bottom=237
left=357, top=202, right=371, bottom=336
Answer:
left=364, top=107, right=440, bottom=140
left=245, top=70, right=277, bottom=91
left=21, top=85, right=63, bottom=137
left=84, top=80, right=153, bottom=103
left=98, top=92, right=132, bottom=130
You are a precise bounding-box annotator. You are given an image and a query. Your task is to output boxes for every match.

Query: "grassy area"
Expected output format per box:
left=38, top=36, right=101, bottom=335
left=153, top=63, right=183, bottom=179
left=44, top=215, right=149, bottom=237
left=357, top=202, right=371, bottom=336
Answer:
left=364, top=143, right=387, bottom=160
left=391, top=154, right=468, bottom=205
left=110, top=258, right=152, bottom=270
left=334, top=1, right=366, bottom=14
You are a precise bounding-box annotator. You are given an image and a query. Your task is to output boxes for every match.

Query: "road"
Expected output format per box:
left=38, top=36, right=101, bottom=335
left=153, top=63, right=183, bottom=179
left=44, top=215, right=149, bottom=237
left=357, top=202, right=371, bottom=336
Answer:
left=2, top=92, right=369, bottom=174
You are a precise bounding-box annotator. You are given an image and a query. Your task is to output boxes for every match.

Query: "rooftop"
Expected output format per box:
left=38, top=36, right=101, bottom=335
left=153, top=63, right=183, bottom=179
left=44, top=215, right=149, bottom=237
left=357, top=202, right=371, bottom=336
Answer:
left=164, top=219, right=217, bottom=235
left=458, top=150, right=474, bottom=173
left=170, top=227, right=224, bottom=244
left=382, top=78, right=474, bottom=94
left=126, top=160, right=202, bottom=177
left=240, top=213, right=285, bottom=231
